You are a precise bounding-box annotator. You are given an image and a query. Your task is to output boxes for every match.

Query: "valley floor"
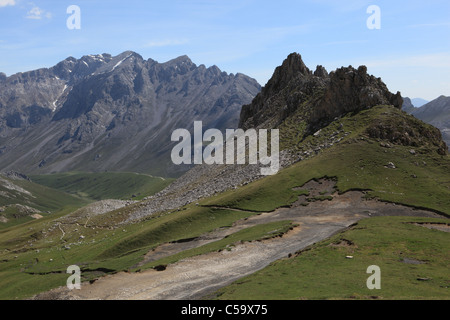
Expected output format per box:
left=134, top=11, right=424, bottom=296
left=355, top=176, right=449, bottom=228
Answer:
left=32, top=180, right=443, bottom=300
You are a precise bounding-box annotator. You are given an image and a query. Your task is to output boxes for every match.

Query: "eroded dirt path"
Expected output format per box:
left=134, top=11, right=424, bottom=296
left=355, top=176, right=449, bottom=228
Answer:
left=33, top=180, right=444, bottom=300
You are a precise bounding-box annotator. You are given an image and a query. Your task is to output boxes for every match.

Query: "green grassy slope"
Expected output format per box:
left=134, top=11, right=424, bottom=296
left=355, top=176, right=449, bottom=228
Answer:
left=203, top=106, right=450, bottom=216
left=0, top=206, right=257, bottom=299
left=213, top=216, right=450, bottom=300
left=0, top=179, right=88, bottom=211
left=30, top=172, right=174, bottom=201
left=0, top=105, right=448, bottom=299
left=0, top=178, right=90, bottom=229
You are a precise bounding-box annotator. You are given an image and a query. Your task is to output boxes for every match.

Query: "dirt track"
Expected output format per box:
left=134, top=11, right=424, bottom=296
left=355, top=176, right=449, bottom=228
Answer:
left=33, top=180, right=444, bottom=300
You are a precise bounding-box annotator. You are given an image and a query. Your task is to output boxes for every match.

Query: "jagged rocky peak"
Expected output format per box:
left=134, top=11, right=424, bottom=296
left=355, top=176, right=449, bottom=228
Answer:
left=314, top=64, right=403, bottom=128
left=240, top=52, right=403, bottom=131
left=264, top=52, right=311, bottom=95
left=314, top=65, right=328, bottom=78
left=165, top=55, right=193, bottom=65
left=279, top=52, right=311, bottom=76
left=159, top=55, right=196, bottom=75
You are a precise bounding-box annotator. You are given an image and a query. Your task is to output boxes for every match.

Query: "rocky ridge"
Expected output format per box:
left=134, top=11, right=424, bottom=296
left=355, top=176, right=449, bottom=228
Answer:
left=0, top=51, right=261, bottom=177
left=239, top=53, right=403, bottom=133
left=125, top=53, right=423, bottom=223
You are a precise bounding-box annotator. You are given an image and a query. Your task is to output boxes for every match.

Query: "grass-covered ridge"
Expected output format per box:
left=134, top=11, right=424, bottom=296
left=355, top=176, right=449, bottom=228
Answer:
left=203, top=106, right=450, bottom=216
left=30, top=172, right=173, bottom=201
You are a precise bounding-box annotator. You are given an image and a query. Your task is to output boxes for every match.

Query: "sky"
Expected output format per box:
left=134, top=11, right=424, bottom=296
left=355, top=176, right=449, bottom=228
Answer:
left=0, top=0, right=449, bottom=101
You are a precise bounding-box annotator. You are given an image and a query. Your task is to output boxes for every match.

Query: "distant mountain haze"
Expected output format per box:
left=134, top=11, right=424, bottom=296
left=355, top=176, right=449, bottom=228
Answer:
left=0, top=51, right=261, bottom=177
left=411, top=98, right=429, bottom=108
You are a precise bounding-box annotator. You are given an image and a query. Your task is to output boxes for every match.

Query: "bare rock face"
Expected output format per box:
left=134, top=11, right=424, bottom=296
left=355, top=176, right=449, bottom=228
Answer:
left=313, top=65, right=328, bottom=78
left=312, top=65, right=403, bottom=131
left=239, top=53, right=403, bottom=133
left=241, top=58, right=322, bottom=130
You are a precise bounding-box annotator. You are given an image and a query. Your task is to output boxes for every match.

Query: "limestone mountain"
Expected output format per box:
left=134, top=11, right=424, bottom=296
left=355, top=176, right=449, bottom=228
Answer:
left=0, top=51, right=261, bottom=177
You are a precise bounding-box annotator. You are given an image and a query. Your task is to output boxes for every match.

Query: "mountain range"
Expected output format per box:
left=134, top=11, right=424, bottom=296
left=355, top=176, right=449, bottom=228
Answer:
left=0, top=51, right=260, bottom=177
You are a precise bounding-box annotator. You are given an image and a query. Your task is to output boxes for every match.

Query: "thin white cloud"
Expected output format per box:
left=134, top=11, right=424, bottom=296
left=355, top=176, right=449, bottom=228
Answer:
left=0, top=0, right=15, bottom=7
left=322, top=40, right=368, bottom=46
left=365, top=53, right=450, bottom=69
left=26, top=6, right=51, bottom=19
left=305, top=0, right=372, bottom=13
left=144, top=39, right=189, bottom=48
left=408, top=22, right=450, bottom=28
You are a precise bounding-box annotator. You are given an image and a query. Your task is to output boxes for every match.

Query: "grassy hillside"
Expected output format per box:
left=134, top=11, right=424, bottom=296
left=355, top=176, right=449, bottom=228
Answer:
left=0, top=177, right=89, bottom=229
left=0, top=105, right=448, bottom=299
left=0, top=205, right=257, bottom=299
left=30, top=172, right=174, bottom=201
left=213, top=216, right=450, bottom=300
left=203, top=106, right=450, bottom=216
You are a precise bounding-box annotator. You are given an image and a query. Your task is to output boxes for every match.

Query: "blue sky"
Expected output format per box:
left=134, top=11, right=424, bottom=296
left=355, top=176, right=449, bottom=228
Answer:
left=0, top=0, right=449, bottom=100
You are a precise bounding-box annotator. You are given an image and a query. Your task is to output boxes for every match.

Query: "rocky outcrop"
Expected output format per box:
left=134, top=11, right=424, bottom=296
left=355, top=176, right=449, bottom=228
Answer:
left=239, top=53, right=403, bottom=135
left=366, top=109, right=448, bottom=155
left=313, top=65, right=403, bottom=131
left=1, top=171, right=31, bottom=181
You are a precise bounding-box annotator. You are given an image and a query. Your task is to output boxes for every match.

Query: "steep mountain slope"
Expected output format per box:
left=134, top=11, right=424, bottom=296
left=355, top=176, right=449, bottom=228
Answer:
left=0, top=52, right=260, bottom=177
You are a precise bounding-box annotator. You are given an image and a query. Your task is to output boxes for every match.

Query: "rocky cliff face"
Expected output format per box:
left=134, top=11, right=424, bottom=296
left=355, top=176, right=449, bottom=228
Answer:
left=239, top=53, right=403, bottom=134
left=0, top=51, right=261, bottom=176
